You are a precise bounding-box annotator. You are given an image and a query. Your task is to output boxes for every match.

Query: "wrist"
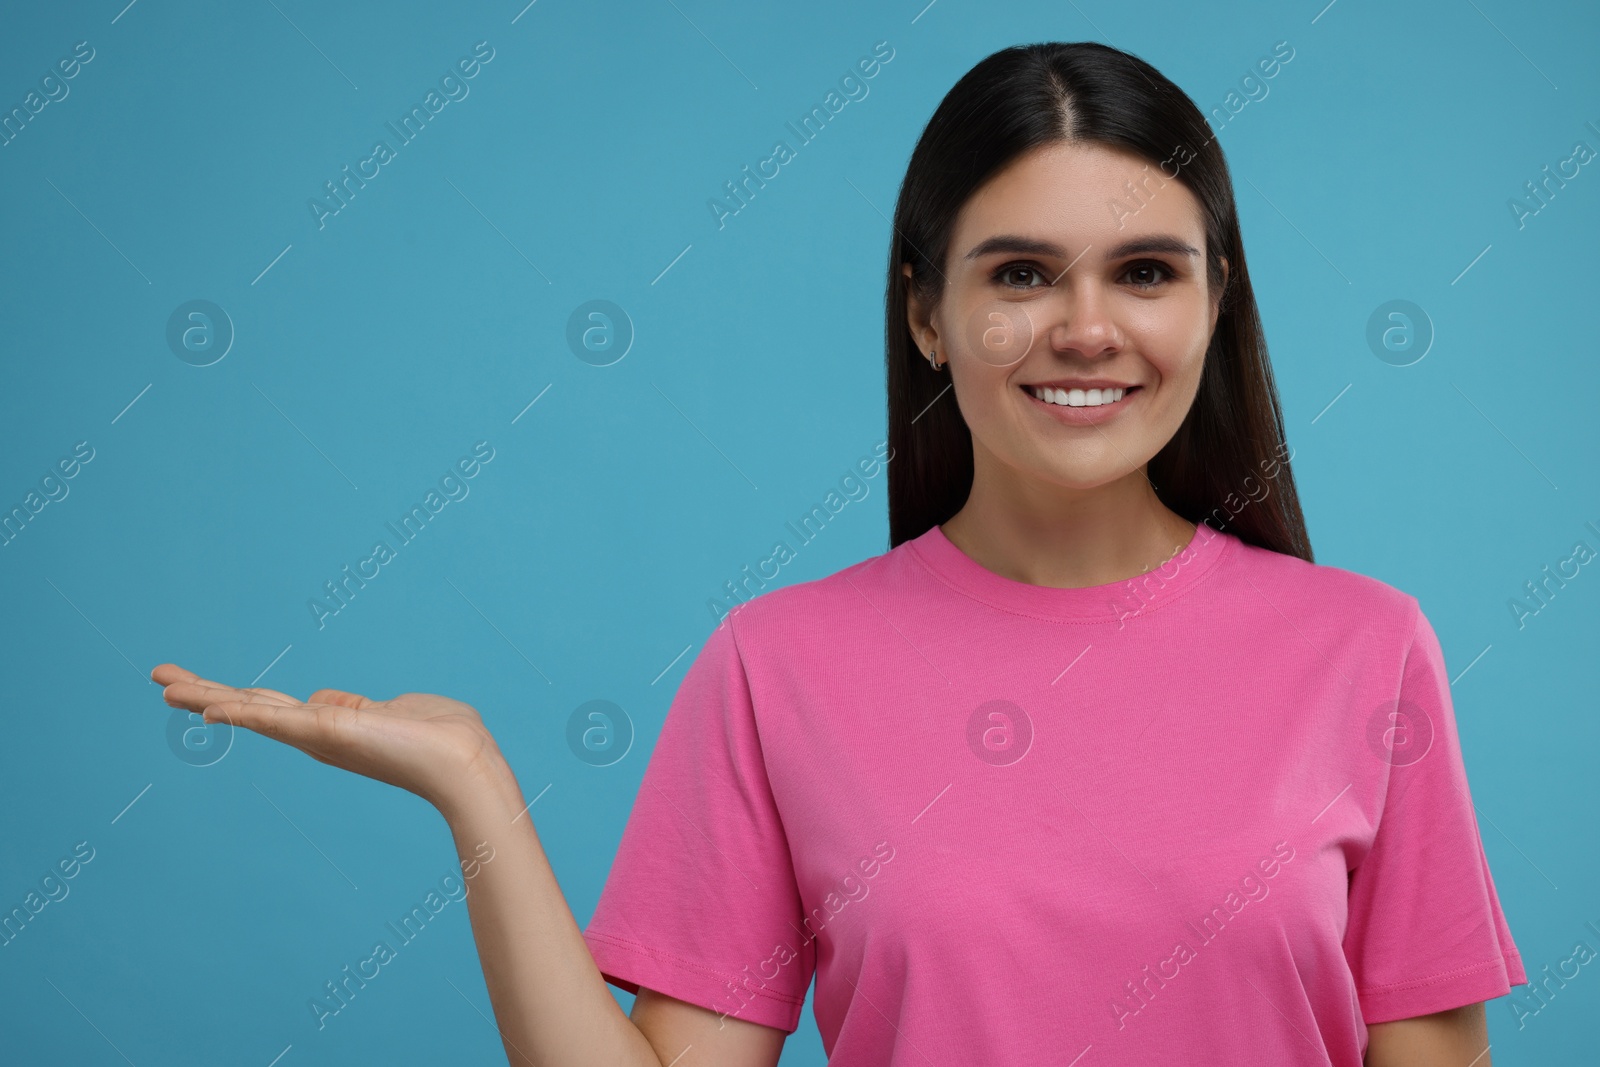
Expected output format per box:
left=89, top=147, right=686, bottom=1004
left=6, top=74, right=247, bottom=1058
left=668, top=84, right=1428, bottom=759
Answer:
left=434, top=744, right=524, bottom=826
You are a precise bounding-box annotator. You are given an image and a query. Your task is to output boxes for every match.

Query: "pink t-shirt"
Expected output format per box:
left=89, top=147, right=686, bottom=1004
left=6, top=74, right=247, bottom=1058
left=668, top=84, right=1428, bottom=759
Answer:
left=582, top=521, right=1526, bottom=1065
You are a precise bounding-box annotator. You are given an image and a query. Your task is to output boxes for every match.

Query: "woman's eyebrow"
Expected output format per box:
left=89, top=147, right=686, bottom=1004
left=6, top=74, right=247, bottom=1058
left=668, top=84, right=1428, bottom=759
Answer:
left=1104, top=235, right=1200, bottom=260
left=963, top=235, right=1065, bottom=260
left=963, top=234, right=1200, bottom=261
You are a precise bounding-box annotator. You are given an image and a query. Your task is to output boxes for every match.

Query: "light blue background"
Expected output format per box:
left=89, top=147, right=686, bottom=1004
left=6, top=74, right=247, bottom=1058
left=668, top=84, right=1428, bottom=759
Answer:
left=1, top=1, right=1596, bottom=1063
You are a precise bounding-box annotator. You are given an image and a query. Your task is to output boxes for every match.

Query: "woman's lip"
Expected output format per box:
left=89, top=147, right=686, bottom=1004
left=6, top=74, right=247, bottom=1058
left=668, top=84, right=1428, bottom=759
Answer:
left=1023, top=383, right=1139, bottom=391
left=1020, top=383, right=1141, bottom=424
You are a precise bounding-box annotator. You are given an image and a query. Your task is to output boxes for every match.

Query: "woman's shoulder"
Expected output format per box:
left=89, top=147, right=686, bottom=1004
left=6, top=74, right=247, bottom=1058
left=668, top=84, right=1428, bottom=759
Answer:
left=714, top=538, right=914, bottom=637
left=1223, top=532, right=1421, bottom=633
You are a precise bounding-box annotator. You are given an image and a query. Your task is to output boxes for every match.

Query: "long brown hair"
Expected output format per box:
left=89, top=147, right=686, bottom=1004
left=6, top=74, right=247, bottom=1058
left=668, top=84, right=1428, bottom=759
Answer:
left=885, top=41, right=1312, bottom=563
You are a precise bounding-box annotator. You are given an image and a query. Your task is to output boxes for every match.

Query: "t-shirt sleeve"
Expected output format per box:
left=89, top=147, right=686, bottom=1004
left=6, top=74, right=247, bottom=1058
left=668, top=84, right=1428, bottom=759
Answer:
left=581, top=615, right=814, bottom=1032
left=1343, top=601, right=1529, bottom=1024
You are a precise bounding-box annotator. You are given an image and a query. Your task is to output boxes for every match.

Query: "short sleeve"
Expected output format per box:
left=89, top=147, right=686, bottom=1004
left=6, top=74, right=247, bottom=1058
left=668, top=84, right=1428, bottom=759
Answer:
left=581, top=615, right=814, bottom=1032
left=1343, top=602, right=1529, bottom=1023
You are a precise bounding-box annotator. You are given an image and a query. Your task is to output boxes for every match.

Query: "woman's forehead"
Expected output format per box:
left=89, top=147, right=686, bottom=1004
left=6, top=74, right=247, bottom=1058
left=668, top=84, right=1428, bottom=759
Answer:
left=952, top=141, right=1206, bottom=254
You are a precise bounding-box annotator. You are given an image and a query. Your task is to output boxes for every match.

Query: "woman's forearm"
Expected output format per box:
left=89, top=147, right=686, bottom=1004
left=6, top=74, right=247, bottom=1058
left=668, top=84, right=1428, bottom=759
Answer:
left=439, top=753, right=662, bottom=1067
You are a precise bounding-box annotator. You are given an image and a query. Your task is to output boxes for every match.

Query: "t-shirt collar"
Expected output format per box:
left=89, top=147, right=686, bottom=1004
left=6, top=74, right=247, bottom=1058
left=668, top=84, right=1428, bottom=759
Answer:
left=905, top=519, right=1234, bottom=622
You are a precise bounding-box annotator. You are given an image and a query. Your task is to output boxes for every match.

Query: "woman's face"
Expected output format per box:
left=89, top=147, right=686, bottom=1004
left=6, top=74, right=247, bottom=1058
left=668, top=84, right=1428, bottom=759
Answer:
left=905, top=140, right=1226, bottom=494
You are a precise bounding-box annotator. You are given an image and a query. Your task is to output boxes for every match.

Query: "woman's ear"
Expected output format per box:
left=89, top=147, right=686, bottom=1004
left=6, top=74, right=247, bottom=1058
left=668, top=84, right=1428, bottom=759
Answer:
left=902, top=262, right=937, bottom=357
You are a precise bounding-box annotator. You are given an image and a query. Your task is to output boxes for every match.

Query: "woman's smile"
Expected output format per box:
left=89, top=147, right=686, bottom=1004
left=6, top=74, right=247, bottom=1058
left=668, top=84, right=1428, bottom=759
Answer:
left=1020, top=381, right=1144, bottom=425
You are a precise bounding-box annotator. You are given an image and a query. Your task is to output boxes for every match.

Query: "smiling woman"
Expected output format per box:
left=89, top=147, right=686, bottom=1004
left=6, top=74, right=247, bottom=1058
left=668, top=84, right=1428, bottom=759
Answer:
left=157, top=39, right=1526, bottom=1067
left=581, top=41, right=1528, bottom=1067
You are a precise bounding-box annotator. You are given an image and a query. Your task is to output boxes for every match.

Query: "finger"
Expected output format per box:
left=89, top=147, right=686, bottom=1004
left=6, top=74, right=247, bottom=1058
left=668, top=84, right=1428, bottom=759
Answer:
left=154, top=664, right=287, bottom=698
left=155, top=666, right=242, bottom=702
left=156, top=663, right=303, bottom=708
left=203, top=699, right=336, bottom=747
left=151, top=663, right=199, bottom=685
left=163, top=678, right=301, bottom=714
left=187, top=682, right=301, bottom=705
left=308, top=688, right=376, bottom=710
left=160, top=662, right=302, bottom=713
left=240, top=685, right=300, bottom=704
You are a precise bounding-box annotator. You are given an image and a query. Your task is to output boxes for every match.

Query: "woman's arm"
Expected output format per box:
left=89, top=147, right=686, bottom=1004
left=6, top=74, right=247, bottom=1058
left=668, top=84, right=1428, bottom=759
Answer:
left=440, top=754, right=789, bottom=1067
left=1365, top=1002, right=1490, bottom=1066
left=154, top=663, right=786, bottom=1067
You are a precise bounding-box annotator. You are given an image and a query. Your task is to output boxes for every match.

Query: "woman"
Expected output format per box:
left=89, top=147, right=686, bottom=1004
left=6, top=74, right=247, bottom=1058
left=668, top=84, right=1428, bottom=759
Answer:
left=155, top=41, right=1526, bottom=1066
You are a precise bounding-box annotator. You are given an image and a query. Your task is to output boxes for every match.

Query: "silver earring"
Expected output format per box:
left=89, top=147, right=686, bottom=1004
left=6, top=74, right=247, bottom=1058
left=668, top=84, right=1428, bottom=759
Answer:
left=927, top=348, right=941, bottom=370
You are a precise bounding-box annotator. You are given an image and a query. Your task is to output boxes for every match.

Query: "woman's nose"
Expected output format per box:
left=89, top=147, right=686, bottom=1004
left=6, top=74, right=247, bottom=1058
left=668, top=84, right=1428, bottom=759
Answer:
left=1037, top=280, right=1122, bottom=358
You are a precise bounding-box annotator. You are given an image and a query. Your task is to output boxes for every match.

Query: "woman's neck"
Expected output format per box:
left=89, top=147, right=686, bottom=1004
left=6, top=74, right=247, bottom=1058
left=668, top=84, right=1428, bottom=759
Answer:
left=940, top=468, right=1196, bottom=591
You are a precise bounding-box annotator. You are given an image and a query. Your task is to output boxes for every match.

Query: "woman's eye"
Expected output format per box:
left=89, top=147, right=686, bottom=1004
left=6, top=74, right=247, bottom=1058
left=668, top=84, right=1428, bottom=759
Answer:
left=1124, top=261, right=1173, bottom=288
left=995, top=264, right=1048, bottom=288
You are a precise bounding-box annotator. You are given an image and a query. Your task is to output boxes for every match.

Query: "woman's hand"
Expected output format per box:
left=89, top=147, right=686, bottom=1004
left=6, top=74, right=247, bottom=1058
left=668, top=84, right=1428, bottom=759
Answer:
left=152, top=662, right=508, bottom=812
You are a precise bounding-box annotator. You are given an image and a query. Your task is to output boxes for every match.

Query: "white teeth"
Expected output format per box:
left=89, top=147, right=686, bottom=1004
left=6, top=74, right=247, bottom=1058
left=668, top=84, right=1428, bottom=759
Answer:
left=1028, top=385, right=1127, bottom=408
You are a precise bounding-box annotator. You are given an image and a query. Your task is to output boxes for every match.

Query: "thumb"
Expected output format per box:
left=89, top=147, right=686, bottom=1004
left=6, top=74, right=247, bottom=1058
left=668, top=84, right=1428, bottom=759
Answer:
left=309, top=688, right=376, bottom=710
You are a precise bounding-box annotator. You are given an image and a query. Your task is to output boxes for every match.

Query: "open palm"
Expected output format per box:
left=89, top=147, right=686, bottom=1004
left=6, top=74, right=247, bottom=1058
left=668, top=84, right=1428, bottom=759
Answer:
left=152, top=662, right=501, bottom=809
